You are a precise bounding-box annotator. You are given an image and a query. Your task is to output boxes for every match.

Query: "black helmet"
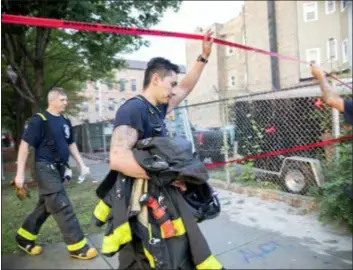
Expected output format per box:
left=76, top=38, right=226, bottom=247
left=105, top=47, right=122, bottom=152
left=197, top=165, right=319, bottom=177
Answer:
left=183, top=182, right=221, bottom=222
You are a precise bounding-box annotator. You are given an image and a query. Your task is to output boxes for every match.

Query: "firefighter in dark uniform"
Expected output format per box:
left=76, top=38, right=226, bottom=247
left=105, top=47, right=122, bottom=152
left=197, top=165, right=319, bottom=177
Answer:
left=109, top=30, right=215, bottom=269
left=13, top=88, right=97, bottom=260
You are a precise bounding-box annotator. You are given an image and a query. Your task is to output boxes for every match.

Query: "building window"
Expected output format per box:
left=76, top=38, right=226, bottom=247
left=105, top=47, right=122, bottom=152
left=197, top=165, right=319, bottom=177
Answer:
left=82, top=101, right=88, bottom=112
left=226, top=37, right=234, bottom=56
left=119, top=79, right=126, bottom=92
left=306, top=48, right=320, bottom=65
left=327, top=38, right=338, bottom=61
left=341, top=0, right=347, bottom=11
left=303, top=2, right=318, bottom=22
left=342, top=39, right=348, bottom=63
left=325, top=0, right=336, bottom=14
left=95, top=98, right=100, bottom=112
left=228, top=75, right=236, bottom=88
left=131, top=79, right=137, bottom=91
left=106, top=80, right=114, bottom=90
left=108, top=98, right=115, bottom=111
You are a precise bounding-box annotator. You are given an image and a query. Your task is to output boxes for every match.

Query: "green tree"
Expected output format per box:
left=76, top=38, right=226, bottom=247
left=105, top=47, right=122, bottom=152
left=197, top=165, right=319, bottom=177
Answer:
left=1, top=0, right=181, bottom=143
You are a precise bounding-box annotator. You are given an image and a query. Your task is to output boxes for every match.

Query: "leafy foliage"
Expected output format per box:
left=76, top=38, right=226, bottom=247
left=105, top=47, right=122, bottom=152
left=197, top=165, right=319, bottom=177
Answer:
left=311, top=139, right=353, bottom=232
left=1, top=0, right=181, bottom=146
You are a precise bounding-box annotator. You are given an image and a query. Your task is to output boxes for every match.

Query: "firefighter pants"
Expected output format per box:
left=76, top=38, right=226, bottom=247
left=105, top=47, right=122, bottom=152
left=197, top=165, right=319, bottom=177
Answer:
left=17, top=162, right=86, bottom=252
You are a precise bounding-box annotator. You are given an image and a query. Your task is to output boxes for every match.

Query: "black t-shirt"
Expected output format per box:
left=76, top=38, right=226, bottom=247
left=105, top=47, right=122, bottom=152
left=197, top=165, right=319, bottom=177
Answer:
left=114, top=95, right=169, bottom=139
left=22, top=111, right=74, bottom=163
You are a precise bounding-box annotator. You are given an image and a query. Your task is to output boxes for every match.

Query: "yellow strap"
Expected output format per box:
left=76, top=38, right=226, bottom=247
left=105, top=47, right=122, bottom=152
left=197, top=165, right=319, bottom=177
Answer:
left=160, top=218, right=186, bottom=238
left=196, top=255, right=223, bottom=270
left=67, top=238, right=87, bottom=251
left=143, top=248, right=156, bottom=268
left=17, top=228, right=37, bottom=241
left=93, top=200, right=111, bottom=223
left=36, top=113, right=47, bottom=121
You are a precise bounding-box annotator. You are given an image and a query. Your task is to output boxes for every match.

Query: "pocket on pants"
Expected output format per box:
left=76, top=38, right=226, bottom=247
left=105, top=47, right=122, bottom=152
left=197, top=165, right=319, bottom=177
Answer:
left=36, top=162, right=63, bottom=194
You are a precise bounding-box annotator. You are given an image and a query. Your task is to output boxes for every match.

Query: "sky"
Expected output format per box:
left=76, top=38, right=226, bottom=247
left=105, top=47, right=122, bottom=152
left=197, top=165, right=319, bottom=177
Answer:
left=121, top=1, right=244, bottom=66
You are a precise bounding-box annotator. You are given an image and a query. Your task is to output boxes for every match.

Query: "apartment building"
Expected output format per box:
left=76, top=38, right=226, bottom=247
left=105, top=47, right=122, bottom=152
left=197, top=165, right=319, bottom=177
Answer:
left=297, top=1, right=349, bottom=78
left=185, top=0, right=350, bottom=128
left=71, top=60, right=186, bottom=126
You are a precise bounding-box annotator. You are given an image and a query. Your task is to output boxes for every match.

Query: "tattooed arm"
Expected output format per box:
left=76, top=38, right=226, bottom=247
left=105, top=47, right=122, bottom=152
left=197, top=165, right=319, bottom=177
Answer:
left=109, top=125, right=150, bottom=179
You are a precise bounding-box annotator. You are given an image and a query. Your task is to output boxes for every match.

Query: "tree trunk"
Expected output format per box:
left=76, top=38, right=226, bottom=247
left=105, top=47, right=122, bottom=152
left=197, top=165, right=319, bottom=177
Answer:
left=14, top=92, right=26, bottom=152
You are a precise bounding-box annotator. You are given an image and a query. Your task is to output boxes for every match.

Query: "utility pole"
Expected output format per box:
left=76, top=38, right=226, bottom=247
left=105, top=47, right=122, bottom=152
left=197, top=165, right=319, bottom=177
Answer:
left=267, top=0, right=280, bottom=91
left=348, top=1, right=352, bottom=74
left=97, top=80, right=107, bottom=161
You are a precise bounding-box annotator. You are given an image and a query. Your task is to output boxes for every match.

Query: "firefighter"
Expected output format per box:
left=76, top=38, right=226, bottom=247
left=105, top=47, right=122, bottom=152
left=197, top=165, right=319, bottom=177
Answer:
left=108, top=30, right=216, bottom=269
left=13, top=87, right=97, bottom=260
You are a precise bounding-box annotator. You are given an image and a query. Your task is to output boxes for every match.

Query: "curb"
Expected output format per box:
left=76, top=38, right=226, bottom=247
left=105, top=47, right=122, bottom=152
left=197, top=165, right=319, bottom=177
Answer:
left=209, top=179, right=319, bottom=211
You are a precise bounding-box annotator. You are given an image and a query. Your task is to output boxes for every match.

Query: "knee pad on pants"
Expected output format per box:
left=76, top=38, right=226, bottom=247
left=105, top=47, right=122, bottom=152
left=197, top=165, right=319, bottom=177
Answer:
left=45, top=191, right=71, bottom=214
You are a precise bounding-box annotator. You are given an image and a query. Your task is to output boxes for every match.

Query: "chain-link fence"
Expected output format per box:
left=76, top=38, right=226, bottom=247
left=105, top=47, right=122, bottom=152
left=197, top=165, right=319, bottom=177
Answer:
left=73, top=79, right=352, bottom=196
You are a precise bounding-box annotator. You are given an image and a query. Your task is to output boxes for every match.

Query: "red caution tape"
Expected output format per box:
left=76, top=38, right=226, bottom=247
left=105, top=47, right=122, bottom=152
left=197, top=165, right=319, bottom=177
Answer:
left=1, top=14, right=309, bottom=64
left=2, top=14, right=352, bottom=89
left=205, top=135, right=353, bottom=169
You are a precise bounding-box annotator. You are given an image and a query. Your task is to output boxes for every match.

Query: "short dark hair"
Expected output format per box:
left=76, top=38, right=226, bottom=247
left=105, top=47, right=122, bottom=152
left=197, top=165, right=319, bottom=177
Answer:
left=143, top=57, right=180, bottom=89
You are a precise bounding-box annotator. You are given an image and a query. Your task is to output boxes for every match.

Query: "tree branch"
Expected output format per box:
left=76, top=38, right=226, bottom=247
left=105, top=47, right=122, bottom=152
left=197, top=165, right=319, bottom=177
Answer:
left=18, top=40, right=35, bottom=66
left=7, top=75, right=35, bottom=103
left=4, top=34, right=36, bottom=102
left=46, top=60, right=75, bottom=91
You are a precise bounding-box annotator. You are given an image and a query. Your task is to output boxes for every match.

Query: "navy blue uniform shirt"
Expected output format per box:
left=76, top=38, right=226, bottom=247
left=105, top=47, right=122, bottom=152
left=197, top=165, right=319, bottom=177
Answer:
left=344, top=99, right=353, bottom=125
left=22, top=111, right=74, bottom=163
left=114, top=95, right=169, bottom=139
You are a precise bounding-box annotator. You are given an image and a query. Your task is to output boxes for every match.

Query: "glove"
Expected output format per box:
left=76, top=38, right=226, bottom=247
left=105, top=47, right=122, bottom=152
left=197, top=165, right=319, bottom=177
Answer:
left=10, top=179, right=31, bottom=200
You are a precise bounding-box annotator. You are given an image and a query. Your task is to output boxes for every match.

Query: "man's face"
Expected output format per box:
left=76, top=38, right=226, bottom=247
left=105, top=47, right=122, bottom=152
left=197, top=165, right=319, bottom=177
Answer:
left=154, top=71, right=178, bottom=104
left=53, top=94, right=68, bottom=113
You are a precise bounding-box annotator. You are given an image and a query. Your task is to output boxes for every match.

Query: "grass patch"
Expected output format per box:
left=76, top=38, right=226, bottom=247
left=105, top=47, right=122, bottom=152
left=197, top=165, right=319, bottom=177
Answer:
left=1, top=169, right=104, bottom=255
left=208, top=167, right=282, bottom=191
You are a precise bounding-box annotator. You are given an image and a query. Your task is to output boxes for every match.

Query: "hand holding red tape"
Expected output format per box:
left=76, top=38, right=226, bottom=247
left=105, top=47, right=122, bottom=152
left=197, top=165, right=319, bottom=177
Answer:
left=2, top=13, right=352, bottom=170
left=2, top=14, right=352, bottom=89
left=0, top=14, right=315, bottom=65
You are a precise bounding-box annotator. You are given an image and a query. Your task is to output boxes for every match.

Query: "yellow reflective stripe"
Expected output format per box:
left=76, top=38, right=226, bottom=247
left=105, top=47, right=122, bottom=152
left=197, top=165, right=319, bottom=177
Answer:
left=101, top=235, right=116, bottom=254
left=196, top=255, right=223, bottom=270
left=160, top=218, right=186, bottom=238
left=17, top=228, right=37, bottom=241
left=36, top=113, right=47, bottom=121
left=67, top=238, right=87, bottom=251
left=148, top=223, right=152, bottom=240
left=101, top=222, right=132, bottom=254
left=93, top=200, right=111, bottom=223
left=143, top=248, right=155, bottom=268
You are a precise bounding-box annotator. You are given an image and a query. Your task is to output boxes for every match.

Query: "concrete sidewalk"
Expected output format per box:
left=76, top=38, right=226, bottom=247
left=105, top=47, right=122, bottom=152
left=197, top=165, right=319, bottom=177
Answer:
left=2, top=189, right=352, bottom=269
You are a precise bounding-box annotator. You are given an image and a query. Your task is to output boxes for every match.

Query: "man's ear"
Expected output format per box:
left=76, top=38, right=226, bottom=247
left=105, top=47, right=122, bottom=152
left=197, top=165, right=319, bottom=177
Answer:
left=151, top=73, right=160, bottom=86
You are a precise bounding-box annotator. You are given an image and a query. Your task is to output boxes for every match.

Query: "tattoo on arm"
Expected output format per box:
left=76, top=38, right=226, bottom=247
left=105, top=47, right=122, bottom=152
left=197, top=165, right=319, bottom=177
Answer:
left=110, top=125, right=138, bottom=153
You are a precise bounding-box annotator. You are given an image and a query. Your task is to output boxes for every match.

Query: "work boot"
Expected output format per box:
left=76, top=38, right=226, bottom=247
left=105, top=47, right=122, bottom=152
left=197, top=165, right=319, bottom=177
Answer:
left=69, top=244, right=97, bottom=260
left=15, top=234, right=42, bottom=256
